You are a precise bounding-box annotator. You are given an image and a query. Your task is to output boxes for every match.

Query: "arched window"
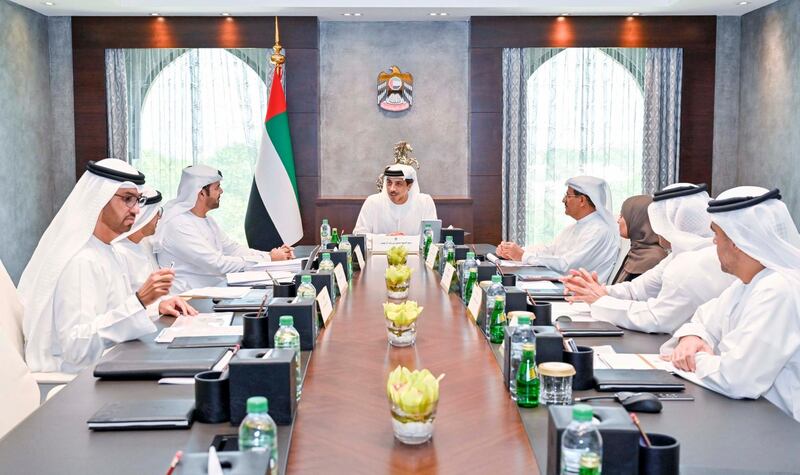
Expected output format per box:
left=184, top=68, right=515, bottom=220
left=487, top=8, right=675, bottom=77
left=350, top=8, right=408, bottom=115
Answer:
left=135, top=49, right=268, bottom=243
left=524, top=48, right=644, bottom=245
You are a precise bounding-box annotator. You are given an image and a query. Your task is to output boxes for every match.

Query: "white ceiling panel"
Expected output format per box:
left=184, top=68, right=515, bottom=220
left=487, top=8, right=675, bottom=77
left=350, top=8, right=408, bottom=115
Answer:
left=13, top=0, right=778, bottom=19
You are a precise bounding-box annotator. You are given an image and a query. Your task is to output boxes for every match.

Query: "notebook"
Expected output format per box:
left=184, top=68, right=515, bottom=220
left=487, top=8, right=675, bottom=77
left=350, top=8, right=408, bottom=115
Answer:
left=167, top=335, right=242, bottom=349
left=93, top=346, right=229, bottom=380
left=213, top=288, right=271, bottom=312
left=556, top=321, right=624, bottom=336
left=594, top=369, right=686, bottom=392
left=87, top=399, right=195, bottom=430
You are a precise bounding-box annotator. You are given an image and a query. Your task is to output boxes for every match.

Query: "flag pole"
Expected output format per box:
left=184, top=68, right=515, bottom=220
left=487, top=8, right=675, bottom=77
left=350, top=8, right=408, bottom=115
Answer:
left=270, top=17, right=285, bottom=70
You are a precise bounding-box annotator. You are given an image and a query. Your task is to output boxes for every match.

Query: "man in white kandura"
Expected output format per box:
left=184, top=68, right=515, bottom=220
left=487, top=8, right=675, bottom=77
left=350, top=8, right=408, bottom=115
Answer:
left=352, top=164, right=438, bottom=236
left=19, top=159, right=194, bottom=373
left=660, top=187, right=800, bottom=421
left=0, top=259, right=39, bottom=438
left=496, top=176, right=620, bottom=282
left=154, top=164, right=294, bottom=293
left=114, top=186, right=162, bottom=292
left=562, top=183, right=735, bottom=333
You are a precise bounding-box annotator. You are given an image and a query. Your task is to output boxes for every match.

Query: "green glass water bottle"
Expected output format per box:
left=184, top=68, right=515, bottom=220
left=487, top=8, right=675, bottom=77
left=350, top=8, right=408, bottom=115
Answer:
left=489, top=295, right=506, bottom=344
left=515, top=343, right=540, bottom=408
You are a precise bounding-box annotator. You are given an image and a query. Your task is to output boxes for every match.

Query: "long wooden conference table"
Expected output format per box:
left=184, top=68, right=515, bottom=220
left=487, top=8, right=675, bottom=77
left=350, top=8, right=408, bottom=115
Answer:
left=1, top=245, right=799, bottom=474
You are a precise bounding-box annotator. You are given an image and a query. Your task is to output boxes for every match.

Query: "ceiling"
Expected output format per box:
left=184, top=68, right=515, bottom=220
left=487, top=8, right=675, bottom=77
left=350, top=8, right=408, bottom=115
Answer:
left=13, top=0, right=778, bottom=19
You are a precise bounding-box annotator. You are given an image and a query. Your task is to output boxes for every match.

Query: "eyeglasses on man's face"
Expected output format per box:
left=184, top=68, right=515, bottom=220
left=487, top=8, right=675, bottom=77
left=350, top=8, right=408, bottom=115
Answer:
left=114, top=193, right=147, bottom=209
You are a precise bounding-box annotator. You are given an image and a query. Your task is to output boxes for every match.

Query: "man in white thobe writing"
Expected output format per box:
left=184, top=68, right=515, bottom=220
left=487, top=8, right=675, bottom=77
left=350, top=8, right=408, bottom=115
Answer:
left=352, top=164, right=438, bottom=236
left=114, top=186, right=162, bottom=292
left=562, top=183, right=735, bottom=333
left=496, top=176, right=620, bottom=283
left=19, top=159, right=195, bottom=373
left=154, top=164, right=293, bottom=293
left=660, top=186, right=800, bottom=421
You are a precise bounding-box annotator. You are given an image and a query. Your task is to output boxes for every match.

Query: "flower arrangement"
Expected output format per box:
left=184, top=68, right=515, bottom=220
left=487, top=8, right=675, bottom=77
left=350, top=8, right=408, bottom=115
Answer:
left=385, top=264, right=412, bottom=299
left=383, top=301, right=424, bottom=346
left=386, top=365, right=445, bottom=444
left=386, top=246, right=408, bottom=266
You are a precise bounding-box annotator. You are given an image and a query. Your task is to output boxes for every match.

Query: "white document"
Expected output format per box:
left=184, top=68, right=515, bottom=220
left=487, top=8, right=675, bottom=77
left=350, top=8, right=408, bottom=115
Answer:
left=316, top=286, right=333, bottom=326
left=180, top=287, right=251, bottom=299
left=517, top=280, right=559, bottom=291
left=467, top=283, right=482, bottom=322
left=154, top=312, right=240, bottom=343
left=226, top=270, right=295, bottom=285
left=596, top=352, right=680, bottom=373
left=371, top=234, right=421, bottom=253
left=440, top=263, right=456, bottom=291
left=590, top=345, right=617, bottom=369
left=551, top=302, right=595, bottom=322
left=334, top=263, right=349, bottom=294
left=249, top=257, right=304, bottom=273
left=486, top=253, right=528, bottom=267
left=157, top=377, right=195, bottom=385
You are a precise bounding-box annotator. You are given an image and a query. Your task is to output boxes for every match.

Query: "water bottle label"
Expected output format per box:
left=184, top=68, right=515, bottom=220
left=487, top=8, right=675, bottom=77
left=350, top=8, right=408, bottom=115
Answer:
left=562, top=448, right=585, bottom=474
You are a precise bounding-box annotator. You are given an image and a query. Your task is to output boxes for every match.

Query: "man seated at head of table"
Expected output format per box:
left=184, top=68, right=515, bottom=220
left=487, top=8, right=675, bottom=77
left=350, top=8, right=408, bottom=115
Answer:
left=154, top=164, right=294, bottom=294
left=495, top=176, right=620, bottom=283
left=352, top=164, right=438, bottom=237
left=19, top=159, right=194, bottom=373
left=660, top=187, right=800, bottom=422
left=562, top=183, right=735, bottom=334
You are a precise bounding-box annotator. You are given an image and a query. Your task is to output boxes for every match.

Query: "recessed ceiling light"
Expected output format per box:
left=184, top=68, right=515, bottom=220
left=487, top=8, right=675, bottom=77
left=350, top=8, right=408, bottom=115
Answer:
left=631, top=12, right=641, bottom=16
left=738, top=1, right=749, bottom=5
left=43, top=1, right=55, bottom=5
left=560, top=13, right=570, bottom=16
left=353, top=12, right=362, bottom=16
left=342, top=12, right=362, bottom=16
left=150, top=12, right=159, bottom=16
left=221, top=12, right=230, bottom=16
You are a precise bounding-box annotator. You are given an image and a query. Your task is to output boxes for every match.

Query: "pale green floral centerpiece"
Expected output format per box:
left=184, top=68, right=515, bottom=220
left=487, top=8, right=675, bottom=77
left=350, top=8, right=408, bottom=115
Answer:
left=386, top=245, right=408, bottom=266
left=383, top=300, right=423, bottom=347
left=385, top=264, right=412, bottom=299
left=386, top=365, right=445, bottom=445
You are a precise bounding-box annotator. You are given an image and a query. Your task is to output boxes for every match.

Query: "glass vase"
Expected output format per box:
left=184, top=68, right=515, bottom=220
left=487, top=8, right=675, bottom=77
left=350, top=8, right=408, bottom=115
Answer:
left=390, top=400, right=438, bottom=445
left=386, top=279, right=410, bottom=299
left=386, top=320, right=416, bottom=347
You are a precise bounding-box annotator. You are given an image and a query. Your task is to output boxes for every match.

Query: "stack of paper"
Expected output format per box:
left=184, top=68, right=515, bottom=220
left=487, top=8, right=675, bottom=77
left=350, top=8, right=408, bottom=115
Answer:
left=154, top=313, right=241, bottom=343
left=249, top=257, right=305, bottom=273
left=179, top=287, right=251, bottom=299
left=226, top=270, right=295, bottom=286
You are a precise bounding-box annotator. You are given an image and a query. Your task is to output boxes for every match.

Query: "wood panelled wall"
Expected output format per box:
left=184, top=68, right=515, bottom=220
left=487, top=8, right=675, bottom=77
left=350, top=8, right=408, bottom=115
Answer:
left=470, top=16, right=717, bottom=244
left=71, top=16, right=321, bottom=243
left=71, top=16, right=717, bottom=245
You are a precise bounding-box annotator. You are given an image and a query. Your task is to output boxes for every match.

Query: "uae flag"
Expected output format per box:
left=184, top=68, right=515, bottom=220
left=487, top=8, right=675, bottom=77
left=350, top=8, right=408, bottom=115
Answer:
left=245, top=66, right=303, bottom=250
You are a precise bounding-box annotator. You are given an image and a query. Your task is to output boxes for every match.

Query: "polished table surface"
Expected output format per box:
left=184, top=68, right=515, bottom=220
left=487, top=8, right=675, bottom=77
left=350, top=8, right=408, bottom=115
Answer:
left=286, top=253, right=537, bottom=473
left=3, top=244, right=800, bottom=474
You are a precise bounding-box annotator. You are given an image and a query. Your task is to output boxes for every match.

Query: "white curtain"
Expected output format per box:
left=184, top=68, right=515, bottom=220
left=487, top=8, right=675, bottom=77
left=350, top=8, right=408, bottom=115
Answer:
left=105, top=48, right=276, bottom=243
left=524, top=48, right=646, bottom=245
left=642, top=48, right=683, bottom=194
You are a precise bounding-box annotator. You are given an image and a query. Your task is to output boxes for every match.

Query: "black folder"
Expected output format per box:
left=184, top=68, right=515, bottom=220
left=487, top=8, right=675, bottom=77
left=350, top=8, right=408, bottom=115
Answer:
left=556, top=321, right=624, bottom=337
left=594, top=369, right=686, bottom=392
left=87, top=399, right=195, bottom=430
left=93, top=346, right=228, bottom=380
